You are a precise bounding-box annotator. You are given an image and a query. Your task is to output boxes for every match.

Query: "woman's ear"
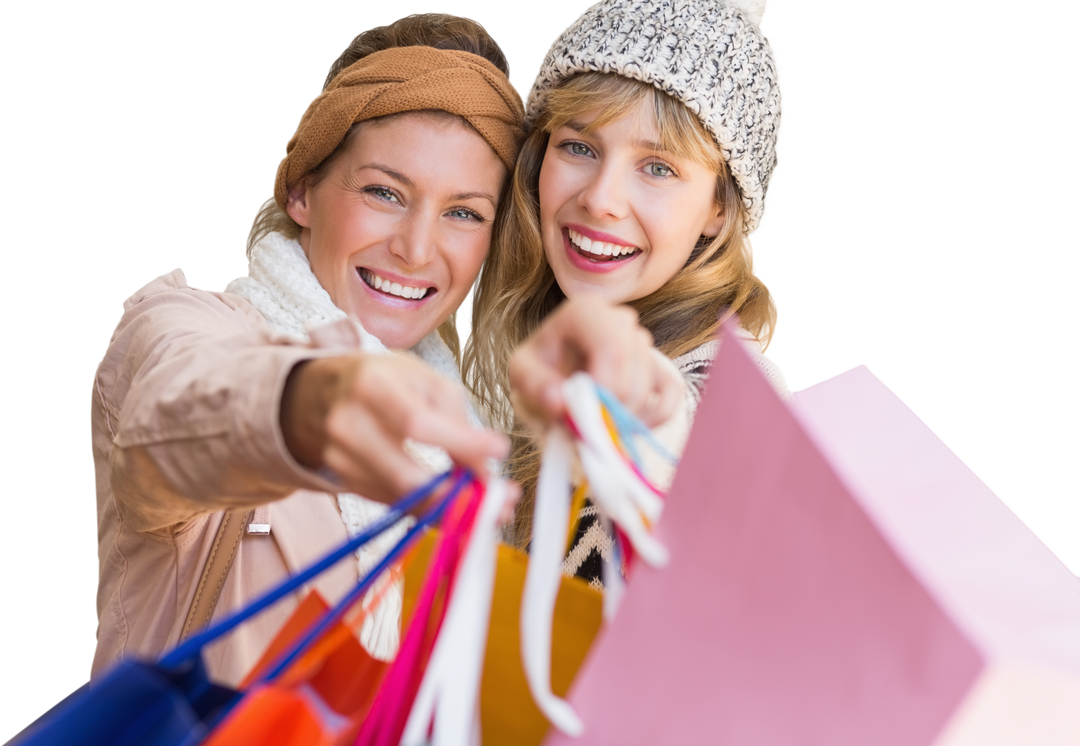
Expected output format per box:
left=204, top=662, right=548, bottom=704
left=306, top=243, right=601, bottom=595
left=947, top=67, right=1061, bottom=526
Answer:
left=285, top=177, right=312, bottom=227
left=702, top=202, right=725, bottom=239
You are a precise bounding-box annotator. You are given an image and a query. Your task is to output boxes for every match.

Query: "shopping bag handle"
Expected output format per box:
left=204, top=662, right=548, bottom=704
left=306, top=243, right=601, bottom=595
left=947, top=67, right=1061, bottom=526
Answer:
left=257, top=469, right=472, bottom=684
left=161, top=469, right=455, bottom=669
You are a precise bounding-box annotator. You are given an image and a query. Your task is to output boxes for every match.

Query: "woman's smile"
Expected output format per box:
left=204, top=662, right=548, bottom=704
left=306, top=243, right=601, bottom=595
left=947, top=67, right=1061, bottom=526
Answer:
left=562, top=226, right=641, bottom=274
left=357, top=267, right=435, bottom=302
left=566, top=225, right=640, bottom=260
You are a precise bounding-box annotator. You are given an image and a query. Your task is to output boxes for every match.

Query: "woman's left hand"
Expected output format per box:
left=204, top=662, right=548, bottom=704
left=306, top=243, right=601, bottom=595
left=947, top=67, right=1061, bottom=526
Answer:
left=508, top=296, right=684, bottom=431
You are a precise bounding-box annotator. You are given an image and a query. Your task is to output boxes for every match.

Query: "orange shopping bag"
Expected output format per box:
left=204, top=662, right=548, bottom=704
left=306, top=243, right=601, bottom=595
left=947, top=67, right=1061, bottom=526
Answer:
left=203, top=589, right=391, bottom=746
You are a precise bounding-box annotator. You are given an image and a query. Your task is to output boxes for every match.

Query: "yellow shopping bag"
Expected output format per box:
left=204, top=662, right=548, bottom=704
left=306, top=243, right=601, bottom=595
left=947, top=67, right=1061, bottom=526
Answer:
left=402, top=531, right=603, bottom=746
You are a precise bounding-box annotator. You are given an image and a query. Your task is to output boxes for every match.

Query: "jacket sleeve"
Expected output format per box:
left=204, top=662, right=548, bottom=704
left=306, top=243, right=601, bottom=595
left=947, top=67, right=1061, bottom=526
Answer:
left=96, top=270, right=342, bottom=534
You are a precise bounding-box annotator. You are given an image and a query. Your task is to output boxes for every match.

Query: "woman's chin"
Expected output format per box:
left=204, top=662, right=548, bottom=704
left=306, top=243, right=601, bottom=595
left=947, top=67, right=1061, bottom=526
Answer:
left=338, top=276, right=450, bottom=350
left=553, top=274, right=634, bottom=306
left=358, top=326, right=421, bottom=351
left=360, top=317, right=436, bottom=351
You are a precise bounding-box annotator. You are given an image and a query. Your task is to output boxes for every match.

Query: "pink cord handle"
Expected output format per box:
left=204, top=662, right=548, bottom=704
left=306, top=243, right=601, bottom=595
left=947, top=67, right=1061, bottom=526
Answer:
left=355, top=480, right=485, bottom=746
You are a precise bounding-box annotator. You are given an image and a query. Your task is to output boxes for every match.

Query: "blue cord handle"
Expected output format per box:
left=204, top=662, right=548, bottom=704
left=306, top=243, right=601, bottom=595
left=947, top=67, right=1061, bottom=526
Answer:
left=160, top=469, right=454, bottom=669
left=258, top=470, right=470, bottom=683
left=594, top=383, right=678, bottom=467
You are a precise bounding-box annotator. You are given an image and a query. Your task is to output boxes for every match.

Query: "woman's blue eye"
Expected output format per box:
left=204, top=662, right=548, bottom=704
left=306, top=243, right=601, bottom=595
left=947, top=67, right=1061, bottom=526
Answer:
left=366, top=186, right=400, bottom=203
left=647, top=162, right=674, bottom=177
left=568, top=142, right=592, bottom=157
left=449, top=207, right=483, bottom=221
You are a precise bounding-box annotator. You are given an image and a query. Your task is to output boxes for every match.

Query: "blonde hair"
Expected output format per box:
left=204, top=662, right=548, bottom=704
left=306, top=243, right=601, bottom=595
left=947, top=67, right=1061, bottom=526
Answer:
left=463, top=72, right=776, bottom=546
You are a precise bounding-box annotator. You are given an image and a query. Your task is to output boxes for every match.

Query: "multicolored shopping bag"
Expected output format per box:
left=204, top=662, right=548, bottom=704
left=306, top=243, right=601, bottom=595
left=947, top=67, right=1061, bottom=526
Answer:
left=287, top=417, right=620, bottom=746
left=8, top=470, right=462, bottom=746
left=11, top=383, right=673, bottom=746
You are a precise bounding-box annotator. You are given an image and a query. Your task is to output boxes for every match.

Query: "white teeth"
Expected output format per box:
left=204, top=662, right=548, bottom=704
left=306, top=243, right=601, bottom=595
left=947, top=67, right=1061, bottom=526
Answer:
left=567, top=229, right=636, bottom=258
left=360, top=269, right=428, bottom=300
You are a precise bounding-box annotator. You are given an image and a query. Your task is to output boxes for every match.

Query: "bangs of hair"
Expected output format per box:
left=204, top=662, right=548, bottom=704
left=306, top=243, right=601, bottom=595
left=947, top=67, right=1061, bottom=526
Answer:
left=540, top=72, right=723, bottom=173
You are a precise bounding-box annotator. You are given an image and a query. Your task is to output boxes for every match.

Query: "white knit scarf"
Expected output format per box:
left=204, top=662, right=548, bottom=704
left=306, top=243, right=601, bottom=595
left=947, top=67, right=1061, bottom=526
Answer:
left=226, top=231, right=464, bottom=661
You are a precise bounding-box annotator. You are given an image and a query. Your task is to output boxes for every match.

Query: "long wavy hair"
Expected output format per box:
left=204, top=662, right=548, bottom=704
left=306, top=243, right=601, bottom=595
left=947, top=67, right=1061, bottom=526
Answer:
left=463, top=72, right=776, bottom=547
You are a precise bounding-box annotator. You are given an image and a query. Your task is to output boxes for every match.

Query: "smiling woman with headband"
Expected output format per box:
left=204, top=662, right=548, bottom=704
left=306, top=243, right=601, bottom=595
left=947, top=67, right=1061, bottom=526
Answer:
left=90, top=15, right=527, bottom=685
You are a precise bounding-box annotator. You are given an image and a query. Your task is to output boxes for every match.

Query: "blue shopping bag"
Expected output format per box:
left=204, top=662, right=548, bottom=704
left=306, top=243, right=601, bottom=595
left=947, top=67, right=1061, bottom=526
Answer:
left=8, top=470, right=465, bottom=746
left=8, top=656, right=236, bottom=746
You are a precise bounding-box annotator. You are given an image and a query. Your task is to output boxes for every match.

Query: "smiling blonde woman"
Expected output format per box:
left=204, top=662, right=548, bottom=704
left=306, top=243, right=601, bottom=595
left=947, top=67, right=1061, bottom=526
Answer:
left=466, top=0, right=791, bottom=584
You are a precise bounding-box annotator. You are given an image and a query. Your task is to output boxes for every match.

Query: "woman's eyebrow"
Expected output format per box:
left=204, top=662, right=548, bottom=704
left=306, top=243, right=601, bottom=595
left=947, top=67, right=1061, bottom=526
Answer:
left=452, top=191, right=498, bottom=206
left=633, top=138, right=667, bottom=152
left=358, top=163, right=413, bottom=186
left=561, top=121, right=667, bottom=154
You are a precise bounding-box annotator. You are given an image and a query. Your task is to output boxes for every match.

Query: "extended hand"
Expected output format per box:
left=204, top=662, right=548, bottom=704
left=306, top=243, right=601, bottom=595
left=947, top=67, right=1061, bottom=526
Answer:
left=281, top=352, right=508, bottom=503
left=508, top=297, right=683, bottom=431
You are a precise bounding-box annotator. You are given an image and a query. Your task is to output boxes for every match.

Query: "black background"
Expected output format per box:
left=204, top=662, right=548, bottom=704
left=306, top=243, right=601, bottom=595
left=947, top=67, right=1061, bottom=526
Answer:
left=6, top=4, right=1071, bottom=742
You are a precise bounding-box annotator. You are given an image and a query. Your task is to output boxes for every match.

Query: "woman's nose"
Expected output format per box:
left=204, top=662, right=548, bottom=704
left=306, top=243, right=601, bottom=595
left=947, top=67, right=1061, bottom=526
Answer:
left=390, top=213, right=439, bottom=267
left=577, top=165, right=629, bottom=220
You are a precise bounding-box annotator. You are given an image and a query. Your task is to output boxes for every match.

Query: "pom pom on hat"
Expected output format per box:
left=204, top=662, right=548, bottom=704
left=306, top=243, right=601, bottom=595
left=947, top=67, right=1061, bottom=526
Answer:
left=727, top=0, right=765, bottom=27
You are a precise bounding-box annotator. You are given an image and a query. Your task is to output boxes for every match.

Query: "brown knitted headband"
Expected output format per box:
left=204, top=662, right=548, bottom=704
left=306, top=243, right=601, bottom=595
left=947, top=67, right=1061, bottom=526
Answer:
left=275, top=46, right=525, bottom=209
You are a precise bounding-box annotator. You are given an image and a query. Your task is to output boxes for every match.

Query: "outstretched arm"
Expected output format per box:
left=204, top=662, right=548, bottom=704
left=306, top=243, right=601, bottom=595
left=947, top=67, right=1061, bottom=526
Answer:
left=102, top=275, right=505, bottom=533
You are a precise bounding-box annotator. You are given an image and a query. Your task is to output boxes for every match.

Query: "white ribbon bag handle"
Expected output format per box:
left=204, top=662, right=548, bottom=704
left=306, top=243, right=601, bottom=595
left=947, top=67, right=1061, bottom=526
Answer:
left=520, top=373, right=671, bottom=737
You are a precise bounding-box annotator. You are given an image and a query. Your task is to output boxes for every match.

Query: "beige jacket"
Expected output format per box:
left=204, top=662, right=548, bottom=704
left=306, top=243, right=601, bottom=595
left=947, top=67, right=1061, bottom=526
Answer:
left=92, top=270, right=361, bottom=686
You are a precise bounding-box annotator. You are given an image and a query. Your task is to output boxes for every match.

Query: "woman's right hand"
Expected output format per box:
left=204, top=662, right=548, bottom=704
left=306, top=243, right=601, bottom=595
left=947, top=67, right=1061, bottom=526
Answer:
left=508, top=296, right=685, bottom=432
left=280, top=352, right=508, bottom=503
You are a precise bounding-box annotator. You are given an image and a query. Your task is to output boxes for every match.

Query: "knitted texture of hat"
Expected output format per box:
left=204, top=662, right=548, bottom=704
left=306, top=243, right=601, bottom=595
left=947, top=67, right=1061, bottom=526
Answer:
left=275, top=46, right=525, bottom=208
left=527, top=0, right=780, bottom=232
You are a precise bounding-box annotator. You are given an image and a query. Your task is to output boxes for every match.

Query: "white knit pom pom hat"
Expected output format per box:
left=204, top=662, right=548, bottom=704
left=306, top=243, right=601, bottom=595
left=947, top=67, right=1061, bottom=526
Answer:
left=527, top=0, right=780, bottom=233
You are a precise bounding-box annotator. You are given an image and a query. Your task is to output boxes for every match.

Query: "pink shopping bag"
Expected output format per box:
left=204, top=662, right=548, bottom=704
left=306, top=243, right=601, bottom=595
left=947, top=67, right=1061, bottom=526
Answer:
left=545, top=322, right=1080, bottom=745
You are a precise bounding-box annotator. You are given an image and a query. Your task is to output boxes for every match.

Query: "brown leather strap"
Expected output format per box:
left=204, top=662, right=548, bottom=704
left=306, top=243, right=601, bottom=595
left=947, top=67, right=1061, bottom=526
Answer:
left=181, top=510, right=249, bottom=640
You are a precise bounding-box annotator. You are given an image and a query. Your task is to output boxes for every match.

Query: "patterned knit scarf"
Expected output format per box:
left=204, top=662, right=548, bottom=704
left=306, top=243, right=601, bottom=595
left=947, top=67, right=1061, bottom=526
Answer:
left=226, top=231, right=463, bottom=660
